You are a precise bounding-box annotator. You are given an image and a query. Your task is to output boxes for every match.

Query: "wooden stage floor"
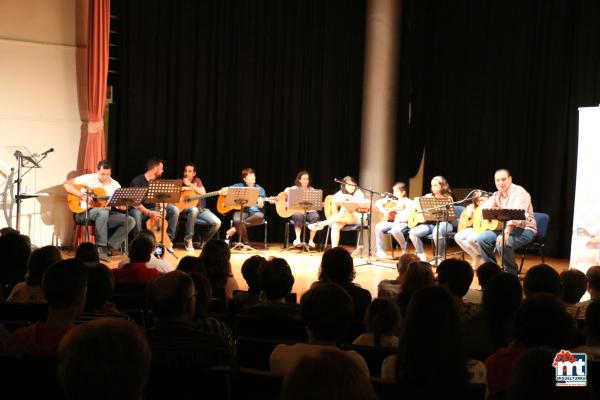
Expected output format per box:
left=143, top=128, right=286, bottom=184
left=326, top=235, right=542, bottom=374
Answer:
left=72, top=243, right=571, bottom=300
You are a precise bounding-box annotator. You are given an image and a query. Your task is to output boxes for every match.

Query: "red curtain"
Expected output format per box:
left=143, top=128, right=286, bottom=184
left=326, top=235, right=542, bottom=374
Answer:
left=84, top=0, right=110, bottom=173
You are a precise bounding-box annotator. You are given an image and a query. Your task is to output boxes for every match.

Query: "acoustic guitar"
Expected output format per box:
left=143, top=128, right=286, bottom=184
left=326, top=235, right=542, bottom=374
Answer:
left=67, top=185, right=111, bottom=214
left=472, top=206, right=500, bottom=234
left=216, top=194, right=277, bottom=215
left=175, top=189, right=221, bottom=213
left=407, top=197, right=424, bottom=228
left=146, top=203, right=172, bottom=250
left=457, top=205, right=475, bottom=232
left=274, top=192, right=295, bottom=218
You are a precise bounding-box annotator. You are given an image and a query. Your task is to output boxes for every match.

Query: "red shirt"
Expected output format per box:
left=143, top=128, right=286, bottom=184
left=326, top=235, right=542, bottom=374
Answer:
left=113, top=262, right=160, bottom=285
left=2, top=322, right=74, bottom=357
left=485, top=346, right=526, bottom=400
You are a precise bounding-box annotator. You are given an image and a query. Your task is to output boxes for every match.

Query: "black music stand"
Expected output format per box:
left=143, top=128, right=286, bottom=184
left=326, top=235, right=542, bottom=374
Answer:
left=418, top=197, right=456, bottom=266
left=107, top=187, right=147, bottom=256
left=225, top=186, right=264, bottom=254
left=145, top=180, right=181, bottom=256
left=284, top=188, right=323, bottom=252
left=482, top=208, right=526, bottom=269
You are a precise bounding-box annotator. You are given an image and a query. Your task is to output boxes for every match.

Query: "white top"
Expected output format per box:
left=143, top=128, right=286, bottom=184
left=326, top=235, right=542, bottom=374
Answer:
left=74, top=173, right=121, bottom=197
left=375, top=197, right=413, bottom=223
left=118, top=254, right=175, bottom=273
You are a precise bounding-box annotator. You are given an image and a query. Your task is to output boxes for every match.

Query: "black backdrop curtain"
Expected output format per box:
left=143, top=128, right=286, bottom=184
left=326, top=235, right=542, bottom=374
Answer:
left=109, top=0, right=366, bottom=243
left=395, top=0, right=600, bottom=257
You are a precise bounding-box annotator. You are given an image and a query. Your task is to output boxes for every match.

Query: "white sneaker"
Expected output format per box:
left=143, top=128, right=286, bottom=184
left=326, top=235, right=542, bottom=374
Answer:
left=293, top=238, right=301, bottom=246
left=376, top=250, right=388, bottom=259
left=184, top=239, right=194, bottom=252
left=307, top=222, right=324, bottom=231
left=308, top=241, right=316, bottom=249
left=417, top=252, right=427, bottom=262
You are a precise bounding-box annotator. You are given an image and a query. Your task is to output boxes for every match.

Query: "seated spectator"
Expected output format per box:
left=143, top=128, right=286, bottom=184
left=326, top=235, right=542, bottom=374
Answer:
left=560, top=269, right=588, bottom=318
left=353, top=298, right=400, bottom=348
left=382, top=286, right=486, bottom=397
left=146, top=271, right=234, bottom=368
left=485, top=294, right=577, bottom=400
left=58, top=318, right=151, bottom=400
left=575, top=265, right=600, bottom=319
left=0, top=232, right=32, bottom=288
left=1, top=259, right=87, bottom=356
left=199, top=240, right=239, bottom=300
left=74, top=242, right=100, bottom=266
left=270, top=283, right=369, bottom=377
left=377, top=253, right=419, bottom=300
left=113, top=235, right=161, bottom=285
left=396, top=261, right=434, bottom=316
left=7, top=245, right=62, bottom=303
left=117, top=230, right=175, bottom=273
left=77, top=263, right=128, bottom=323
left=239, top=255, right=266, bottom=297
left=176, top=255, right=205, bottom=274
left=281, top=348, right=376, bottom=400
left=572, top=300, right=600, bottom=361
left=464, top=262, right=502, bottom=304
left=523, top=263, right=563, bottom=299
left=313, top=248, right=371, bottom=320
left=464, top=272, right=523, bottom=359
left=191, top=272, right=234, bottom=340
left=436, top=258, right=481, bottom=320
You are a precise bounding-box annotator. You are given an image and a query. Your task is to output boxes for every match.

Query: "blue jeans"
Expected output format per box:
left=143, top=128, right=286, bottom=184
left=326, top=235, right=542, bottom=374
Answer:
left=195, top=208, right=222, bottom=242
left=376, top=221, right=408, bottom=252
left=476, top=228, right=535, bottom=275
left=409, top=222, right=452, bottom=257
left=180, top=207, right=199, bottom=240
left=76, top=208, right=135, bottom=249
left=129, top=204, right=180, bottom=240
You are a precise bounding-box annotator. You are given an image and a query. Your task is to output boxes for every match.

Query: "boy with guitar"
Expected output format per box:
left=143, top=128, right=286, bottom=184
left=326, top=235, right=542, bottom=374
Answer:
left=64, top=160, right=135, bottom=258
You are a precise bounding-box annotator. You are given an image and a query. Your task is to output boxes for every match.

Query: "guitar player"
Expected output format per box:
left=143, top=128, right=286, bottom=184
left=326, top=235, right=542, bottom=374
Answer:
left=224, top=167, right=267, bottom=244
left=63, top=160, right=135, bottom=258
left=179, top=163, right=223, bottom=251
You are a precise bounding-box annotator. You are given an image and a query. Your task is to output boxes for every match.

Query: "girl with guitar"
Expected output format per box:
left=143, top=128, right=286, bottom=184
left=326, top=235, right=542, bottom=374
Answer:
left=307, top=176, right=365, bottom=248
left=224, top=168, right=267, bottom=244
left=408, top=176, right=454, bottom=262
left=282, top=171, right=321, bottom=248
left=454, top=192, right=489, bottom=266
left=374, top=182, right=413, bottom=259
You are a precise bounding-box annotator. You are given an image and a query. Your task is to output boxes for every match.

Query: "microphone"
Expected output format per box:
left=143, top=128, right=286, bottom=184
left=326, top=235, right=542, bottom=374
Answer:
left=39, top=148, right=54, bottom=157
left=383, top=192, right=398, bottom=200
left=475, top=190, right=494, bottom=197
left=333, top=178, right=345, bottom=184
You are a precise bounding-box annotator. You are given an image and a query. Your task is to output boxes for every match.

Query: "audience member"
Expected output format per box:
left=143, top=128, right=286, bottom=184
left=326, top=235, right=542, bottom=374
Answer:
left=464, top=262, right=502, bottom=304
left=58, top=318, right=151, bottom=400
left=573, top=299, right=600, bottom=361
left=270, top=283, right=368, bottom=377
left=7, top=245, right=62, bottom=303
left=436, top=258, right=480, bottom=320
left=241, top=255, right=266, bottom=295
left=377, top=253, right=419, bottom=300
left=74, top=242, right=100, bottom=266
left=117, top=230, right=175, bottom=273
left=353, top=298, right=400, bottom=348
left=396, top=261, right=434, bottom=316
left=282, top=348, right=376, bottom=400
left=575, top=265, right=600, bottom=319
left=560, top=269, right=588, bottom=318
left=2, top=259, right=87, bottom=356
left=523, top=263, right=563, bottom=298
left=77, top=263, right=128, bottom=323
left=382, top=286, right=485, bottom=398
left=199, top=240, right=239, bottom=299
left=315, top=247, right=371, bottom=320
left=0, top=232, right=32, bottom=287
left=113, top=235, right=160, bottom=285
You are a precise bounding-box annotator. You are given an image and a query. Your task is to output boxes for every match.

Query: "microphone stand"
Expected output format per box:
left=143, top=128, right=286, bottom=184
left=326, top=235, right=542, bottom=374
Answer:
left=13, top=151, right=49, bottom=231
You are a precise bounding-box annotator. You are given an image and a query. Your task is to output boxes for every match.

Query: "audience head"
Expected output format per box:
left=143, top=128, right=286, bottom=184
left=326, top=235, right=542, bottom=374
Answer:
left=586, top=265, right=600, bottom=295
left=75, top=242, right=100, bottom=265
left=512, top=293, right=576, bottom=348
left=0, top=227, right=19, bottom=237
left=397, top=261, right=434, bottom=313
left=364, top=298, right=400, bottom=347
left=58, top=318, right=151, bottom=400
left=199, top=240, right=231, bottom=290
left=560, top=269, right=588, bottom=305
left=84, top=263, right=115, bottom=311
left=436, top=258, right=474, bottom=297
left=281, top=348, right=375, bottom=400
left=476, top=262, right=502, bottom=289
left=482, top=272, right=523, bottom=348
left=0, top=232, right=31, bottom=285
left=148, top=271, right=196, bottom=322
left=258, top=257, right=294, bottom=301
left=241, top=255, right=266, bottom=293
left=43, top=259, right=88, bottom=313
left=523, top=264, right=563, bottom=298
left=318, top=247, right=355, bottom=286
left=586, top=300, right=600, bottom=344
left=26, top=245, right=62, bottom=287
left=128, top=235, right=153, bottom=263
left=301, top=283, right=354, bottom=343
left=177, top=256, right=206, bottom=274
left=396, top=253, right=420, bottom=277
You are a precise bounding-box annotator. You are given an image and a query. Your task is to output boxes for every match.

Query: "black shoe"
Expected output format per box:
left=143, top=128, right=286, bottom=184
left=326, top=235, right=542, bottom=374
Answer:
left=98, top=246, right=112, bottom=259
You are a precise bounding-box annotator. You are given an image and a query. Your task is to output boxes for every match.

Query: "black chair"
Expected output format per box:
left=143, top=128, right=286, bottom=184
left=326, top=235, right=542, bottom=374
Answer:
left=323, top=223, right=369, bottom=255
left=228, top=220, right=268, bottom=249
left=173, top=215, right=221, bottom=248
left=283, top=220, right=322, bottom=250
left=384, top=226, right=410, bottom=258
left=518, top=212, right=550, bottom=274
left=340, top=343, right=397, bottom=377
left=235, top=313, right=307, bottom=341
left=234, top=367, right=282, bottom=400
left=236, top=336, right=302, bottom=370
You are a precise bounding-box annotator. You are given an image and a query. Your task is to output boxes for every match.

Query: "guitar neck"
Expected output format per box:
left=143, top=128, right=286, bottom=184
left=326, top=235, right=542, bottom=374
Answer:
left=185, top=190, right=221, bottom=202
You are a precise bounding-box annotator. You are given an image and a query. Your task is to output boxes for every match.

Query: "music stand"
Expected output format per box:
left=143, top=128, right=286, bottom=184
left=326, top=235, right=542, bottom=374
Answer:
left=224, top=187, right=264, bottom=254
left=107, top=187, right=147, bottom=256
left=145, top=180, right=181, bottom=254
left=418, top=197, right=456, bottom=265
left=482, top=208, right=526, bottom=269
left=284, top=188, right=323, bottom=252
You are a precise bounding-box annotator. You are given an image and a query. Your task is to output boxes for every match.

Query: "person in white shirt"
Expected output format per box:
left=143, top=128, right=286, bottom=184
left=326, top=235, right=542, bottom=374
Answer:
left=374, top=182, right=413, bottom=260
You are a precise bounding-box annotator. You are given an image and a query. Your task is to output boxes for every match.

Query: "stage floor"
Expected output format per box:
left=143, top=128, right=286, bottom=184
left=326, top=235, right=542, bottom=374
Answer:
left=67, top=243, right=571, bottom=300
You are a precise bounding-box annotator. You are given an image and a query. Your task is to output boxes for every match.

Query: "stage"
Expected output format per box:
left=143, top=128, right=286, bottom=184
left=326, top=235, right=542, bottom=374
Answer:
left=66, top=243, right=571, bottom=300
